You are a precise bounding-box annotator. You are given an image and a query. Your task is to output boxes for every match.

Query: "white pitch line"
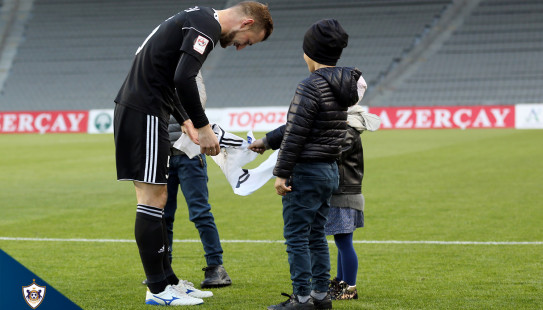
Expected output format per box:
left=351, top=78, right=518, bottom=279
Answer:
left=352, top=240, right=543, bottom=245
left=0, top=237, right=541, bottom=245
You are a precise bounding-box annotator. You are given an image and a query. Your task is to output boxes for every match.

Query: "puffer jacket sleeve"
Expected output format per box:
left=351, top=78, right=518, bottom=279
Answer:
left=273, top=80, right=320, bottom=178
left=265, top=125, right=286, bottom=150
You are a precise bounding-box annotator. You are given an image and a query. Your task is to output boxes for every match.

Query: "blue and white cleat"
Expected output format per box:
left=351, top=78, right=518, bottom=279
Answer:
left=145, top=285, right=204, bottom=306
left=175, top=280, right=213, bottom=298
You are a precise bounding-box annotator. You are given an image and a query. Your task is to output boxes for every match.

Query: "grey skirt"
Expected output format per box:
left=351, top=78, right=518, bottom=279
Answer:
left=324, top=207, right=364, bottom=236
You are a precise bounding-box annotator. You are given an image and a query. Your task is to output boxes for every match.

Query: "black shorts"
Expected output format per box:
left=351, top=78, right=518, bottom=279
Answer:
left=114, top=104, right=169, bottom=184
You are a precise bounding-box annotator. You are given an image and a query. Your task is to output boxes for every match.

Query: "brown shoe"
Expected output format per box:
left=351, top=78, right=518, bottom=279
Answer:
left=335, top=281, right=358, bottom=300
left=329, top=278, right=342, bottom=300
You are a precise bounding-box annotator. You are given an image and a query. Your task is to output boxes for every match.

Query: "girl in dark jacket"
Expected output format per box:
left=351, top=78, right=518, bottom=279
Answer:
left=250, top=19, right=366, bottom=310
left=326, top=103, right=381, bottom=300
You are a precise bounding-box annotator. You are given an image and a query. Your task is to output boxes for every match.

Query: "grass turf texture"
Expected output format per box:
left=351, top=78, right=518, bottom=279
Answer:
left=0, top=129, right=542, bottom=309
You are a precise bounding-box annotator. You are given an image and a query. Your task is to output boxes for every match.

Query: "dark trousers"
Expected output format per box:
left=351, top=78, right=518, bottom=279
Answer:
left=164, top=154, right=223, bottom=266
left=282, top=162, right=339, bottom=296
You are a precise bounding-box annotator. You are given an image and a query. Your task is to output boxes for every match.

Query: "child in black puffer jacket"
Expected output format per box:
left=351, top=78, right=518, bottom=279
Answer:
left=249, top=19, right=367, bottom=310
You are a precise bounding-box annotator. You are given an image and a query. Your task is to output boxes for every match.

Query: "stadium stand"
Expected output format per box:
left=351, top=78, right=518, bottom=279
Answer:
left=369, top=0, right=543, bottom=106
left=0, top=0, right=226, bottom=111
left=0, top=0, right=540, bottom=111
left=0, top=0, right=451, bottom=110
left=204, top=0, right=452, bottom=108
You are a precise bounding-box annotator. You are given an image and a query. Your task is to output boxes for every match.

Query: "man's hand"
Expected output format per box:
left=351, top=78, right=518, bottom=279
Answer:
left=248, top=139, right=267, bottom=154
left=198, top=124, right=220, bottom=156
left=182, top=119, right=199, bottom=145
left=274, top=177, right=292, bottom=196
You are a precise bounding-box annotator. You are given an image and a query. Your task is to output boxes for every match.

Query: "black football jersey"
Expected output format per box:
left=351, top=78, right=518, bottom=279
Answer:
left=115, top=6, right=220, bottom=121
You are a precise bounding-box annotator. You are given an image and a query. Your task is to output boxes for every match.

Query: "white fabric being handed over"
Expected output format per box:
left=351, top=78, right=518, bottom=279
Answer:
left=173, top=124, right=247, bottom=159
left=173, top=124, right=276, bottom=196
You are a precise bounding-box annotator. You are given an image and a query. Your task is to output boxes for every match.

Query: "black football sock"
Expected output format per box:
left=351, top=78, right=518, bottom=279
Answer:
left=135, top=204, right=168, bottom=294
left=162, top=218, right=179, bottom=285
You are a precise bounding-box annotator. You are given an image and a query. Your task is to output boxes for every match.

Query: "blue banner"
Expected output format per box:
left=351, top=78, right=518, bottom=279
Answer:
left=0, top=249, right=82, bottom=309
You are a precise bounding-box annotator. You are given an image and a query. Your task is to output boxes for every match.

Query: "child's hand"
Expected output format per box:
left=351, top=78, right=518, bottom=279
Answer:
left=248, top=139, right=267, bottom=154
left=274, top=177, right=292, bottom=196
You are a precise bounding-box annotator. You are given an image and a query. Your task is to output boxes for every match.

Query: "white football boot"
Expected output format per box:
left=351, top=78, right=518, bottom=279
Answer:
left=174, top=279, right=213, bottom=298
left=145, top=284, right=204, bottom=306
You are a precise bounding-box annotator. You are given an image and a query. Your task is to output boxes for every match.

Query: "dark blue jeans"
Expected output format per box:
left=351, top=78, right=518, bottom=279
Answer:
left=282, top=162, right=339, bottom=296
left=164, top=154, right=223, bottom=266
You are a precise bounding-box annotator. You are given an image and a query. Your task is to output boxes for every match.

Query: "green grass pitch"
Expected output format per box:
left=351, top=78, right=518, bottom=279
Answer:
left=1, top=129, right=542, bottom=309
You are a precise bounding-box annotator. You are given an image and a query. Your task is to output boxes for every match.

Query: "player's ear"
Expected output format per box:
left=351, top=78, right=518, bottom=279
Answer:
left=241, top=19, right=254, bottom=29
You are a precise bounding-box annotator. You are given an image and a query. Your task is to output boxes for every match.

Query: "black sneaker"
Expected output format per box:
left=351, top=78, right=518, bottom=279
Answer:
left=200, top=265, right=232, bottom=288
left=312, top=292, right=332, bottom=309
left=267, top=293, right=314, bottom=310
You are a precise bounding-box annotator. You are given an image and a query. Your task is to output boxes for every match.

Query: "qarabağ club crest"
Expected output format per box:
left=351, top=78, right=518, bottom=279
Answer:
left=22, top=279, right=46, bottom=309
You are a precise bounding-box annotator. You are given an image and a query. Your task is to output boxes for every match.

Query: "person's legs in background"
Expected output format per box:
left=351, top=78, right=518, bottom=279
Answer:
left=178, top=154, right=231, bottom=288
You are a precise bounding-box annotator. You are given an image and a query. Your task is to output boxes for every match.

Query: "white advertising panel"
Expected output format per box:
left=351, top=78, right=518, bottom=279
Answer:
left=515, top=104, right=543, bottom=129
left=206, top=106, right=289, bottom=132
left=88, top=109, right=114, bottom=134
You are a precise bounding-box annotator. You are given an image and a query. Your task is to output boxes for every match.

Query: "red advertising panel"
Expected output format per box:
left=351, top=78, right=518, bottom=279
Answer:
left=0, top=111, right=89, bottom=134
left=368, top=106, right=515, bottom=129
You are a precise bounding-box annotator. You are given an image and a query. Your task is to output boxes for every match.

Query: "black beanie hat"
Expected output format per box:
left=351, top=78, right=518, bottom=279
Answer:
left=303, top=19, right=348, bottom=66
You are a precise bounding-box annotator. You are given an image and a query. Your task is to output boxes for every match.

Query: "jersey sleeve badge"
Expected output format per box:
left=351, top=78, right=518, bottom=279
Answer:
left=193, top=35, right=209, bottom=55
